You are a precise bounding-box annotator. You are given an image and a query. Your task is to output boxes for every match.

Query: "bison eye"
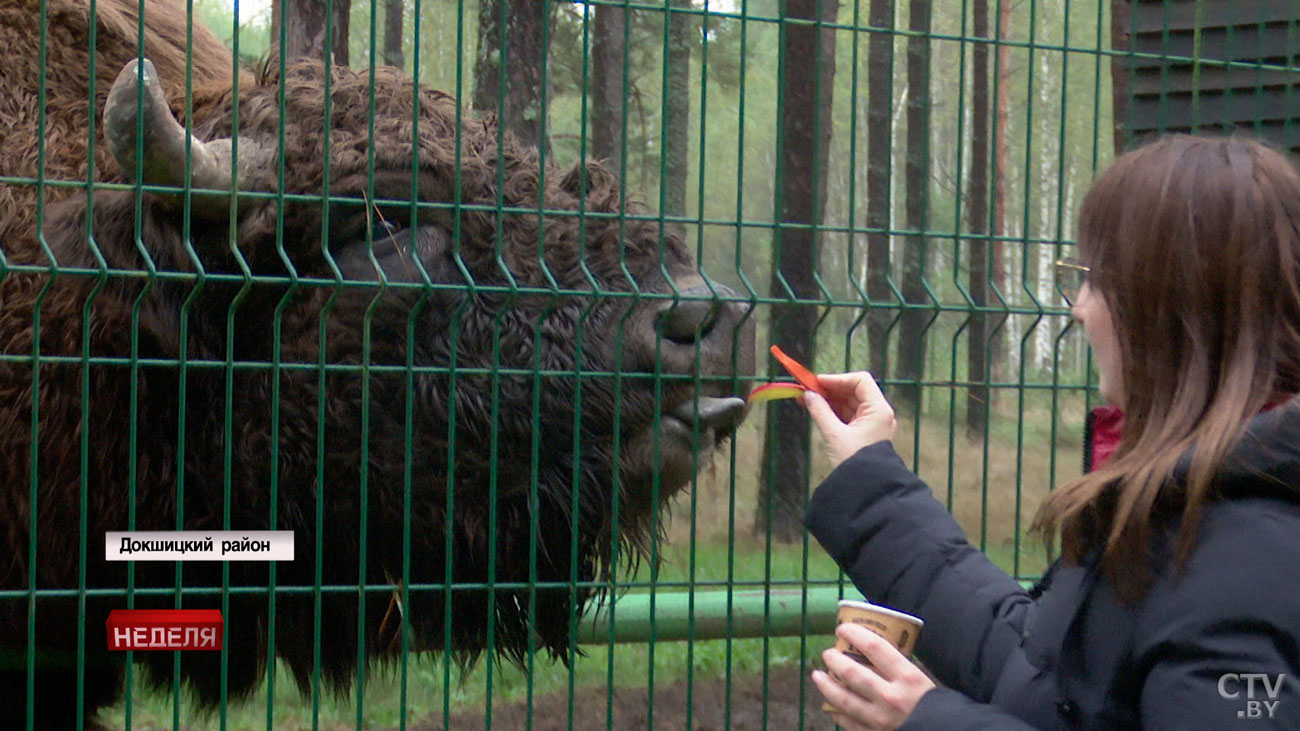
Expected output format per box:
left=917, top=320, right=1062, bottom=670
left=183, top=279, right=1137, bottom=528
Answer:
left=372, top=219, right=402, bottom=240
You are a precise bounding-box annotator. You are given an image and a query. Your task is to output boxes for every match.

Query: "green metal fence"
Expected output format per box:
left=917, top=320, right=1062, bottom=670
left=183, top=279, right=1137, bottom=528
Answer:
left=0, top=0, right=1297, bottom=728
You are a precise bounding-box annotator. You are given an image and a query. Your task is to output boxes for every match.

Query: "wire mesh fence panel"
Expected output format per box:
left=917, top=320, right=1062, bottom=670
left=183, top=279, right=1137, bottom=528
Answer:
left=0, top=0, right=1296, bottom=728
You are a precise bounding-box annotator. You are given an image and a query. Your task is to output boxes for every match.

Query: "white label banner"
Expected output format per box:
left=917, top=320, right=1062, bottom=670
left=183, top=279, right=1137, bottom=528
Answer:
left=106, top=531, right=294, bottom=561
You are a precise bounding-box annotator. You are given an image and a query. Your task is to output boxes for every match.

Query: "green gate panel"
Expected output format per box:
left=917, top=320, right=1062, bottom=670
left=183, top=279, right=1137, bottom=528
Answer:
left=1120, top=0, right=1300, bottom=152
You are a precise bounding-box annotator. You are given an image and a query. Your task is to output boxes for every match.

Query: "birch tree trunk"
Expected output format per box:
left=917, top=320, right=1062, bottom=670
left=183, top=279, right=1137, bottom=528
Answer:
left=1034, top=48, right=1059, bottom=369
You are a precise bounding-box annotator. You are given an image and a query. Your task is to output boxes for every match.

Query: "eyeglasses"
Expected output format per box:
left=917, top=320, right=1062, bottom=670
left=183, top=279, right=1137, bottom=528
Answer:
left=1054, top=258, right=1091, bottom=306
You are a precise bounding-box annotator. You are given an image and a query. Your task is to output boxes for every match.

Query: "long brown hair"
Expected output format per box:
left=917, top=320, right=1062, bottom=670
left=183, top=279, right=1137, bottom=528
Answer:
left=1031, top=135, right=1300, bottom=600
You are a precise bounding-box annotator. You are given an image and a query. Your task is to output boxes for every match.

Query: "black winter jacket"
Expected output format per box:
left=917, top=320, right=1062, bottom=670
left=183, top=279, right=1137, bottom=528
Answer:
left=804, top=403, right=1300, bottom=729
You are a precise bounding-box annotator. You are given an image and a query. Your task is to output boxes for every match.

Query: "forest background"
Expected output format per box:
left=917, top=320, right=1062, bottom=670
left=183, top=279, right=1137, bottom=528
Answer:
left=192, top=0, right=1111, bottom=567
left=99, top=0, right=1121, bottom=725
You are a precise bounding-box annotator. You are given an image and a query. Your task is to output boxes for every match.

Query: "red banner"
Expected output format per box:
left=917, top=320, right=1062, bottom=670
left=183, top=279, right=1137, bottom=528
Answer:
left=106, top=609, right=223, bottom=651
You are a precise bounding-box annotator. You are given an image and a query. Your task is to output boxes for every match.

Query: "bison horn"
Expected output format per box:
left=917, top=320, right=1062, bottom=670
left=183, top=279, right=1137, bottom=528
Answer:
left=104, top=58, right=267, bottom=216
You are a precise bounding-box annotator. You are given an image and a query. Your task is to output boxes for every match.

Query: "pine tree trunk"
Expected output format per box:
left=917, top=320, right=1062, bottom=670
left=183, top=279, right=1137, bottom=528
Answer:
left=383, top=0, right=404, bottom=70
left=896, top=0, right=932, bottom=413
left=865, top=0, right=894, bottom=381
left=473, top=0, right=557, bottom=149
left=990, top=0, right=1012, bottom=394
left=332, top=0, right=350, bottom=67
left=965, top=0, right=991, bottom=438
left=756, top=0, right=839, bottom=543
left=272, top=0, right=348, bottom=65
left=662, top=0, right=694, bottom=238
left=591, top=3, right=628, bottom=175
left=1111, top=0, right=1131, bottom=154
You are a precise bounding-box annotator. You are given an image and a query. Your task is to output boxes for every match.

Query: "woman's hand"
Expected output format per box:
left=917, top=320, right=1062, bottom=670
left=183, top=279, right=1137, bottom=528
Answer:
left=803, top=372, right=897, bottom=469
left=811, top=623, right=936, bottom=731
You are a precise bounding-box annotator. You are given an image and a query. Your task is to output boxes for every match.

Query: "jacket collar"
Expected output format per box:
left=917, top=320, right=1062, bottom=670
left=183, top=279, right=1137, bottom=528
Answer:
left=1085, top=397, right=1300, bottom=501
left=1187, top=397, right=1300, bottom=499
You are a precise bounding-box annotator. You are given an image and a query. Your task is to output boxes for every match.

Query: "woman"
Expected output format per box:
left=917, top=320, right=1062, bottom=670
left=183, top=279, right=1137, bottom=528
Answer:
left=803, top=135, right=1300, bottom=729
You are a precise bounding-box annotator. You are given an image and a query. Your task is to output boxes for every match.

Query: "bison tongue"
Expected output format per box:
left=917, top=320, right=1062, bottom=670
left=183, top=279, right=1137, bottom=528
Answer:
left=669, top=397, right=747, bottom=437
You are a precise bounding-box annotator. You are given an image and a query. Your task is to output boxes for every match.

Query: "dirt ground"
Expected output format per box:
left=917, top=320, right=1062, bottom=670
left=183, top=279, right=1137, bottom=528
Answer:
left=413, top=664, right=838, bottom=731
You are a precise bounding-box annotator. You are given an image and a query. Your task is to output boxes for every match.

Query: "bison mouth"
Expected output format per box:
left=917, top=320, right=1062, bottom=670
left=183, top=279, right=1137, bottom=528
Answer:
left=662, top=395, right=747, bottom=446
left=641, top=394, right=749, bottom=490
left=615, top=279, right=755, bottom=493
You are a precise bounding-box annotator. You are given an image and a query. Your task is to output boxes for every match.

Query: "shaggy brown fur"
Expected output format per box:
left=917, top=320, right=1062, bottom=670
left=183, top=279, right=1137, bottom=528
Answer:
left=0, top=0, right=236, bottom=247
left=0, top=1, right=753, bottom=727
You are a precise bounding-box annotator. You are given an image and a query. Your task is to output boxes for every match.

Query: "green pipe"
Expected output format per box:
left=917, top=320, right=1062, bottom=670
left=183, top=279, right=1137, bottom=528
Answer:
left=0, top=589, right=860, bottom=669
left=577, top=580, right=1034, bottom=644
left=575, top=586, right=868, bottom=645
left=1, top=582, right=1035, bottom=665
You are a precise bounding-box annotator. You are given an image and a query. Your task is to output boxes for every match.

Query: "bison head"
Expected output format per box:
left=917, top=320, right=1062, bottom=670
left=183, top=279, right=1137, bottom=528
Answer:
left=28, top=58, right=754, bottom=707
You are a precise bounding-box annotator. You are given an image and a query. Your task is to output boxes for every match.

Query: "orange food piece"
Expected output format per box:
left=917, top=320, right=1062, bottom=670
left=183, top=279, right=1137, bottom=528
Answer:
left=747, top=382, right=808, bottom=403
left=769, top=345, right=828, bottom=397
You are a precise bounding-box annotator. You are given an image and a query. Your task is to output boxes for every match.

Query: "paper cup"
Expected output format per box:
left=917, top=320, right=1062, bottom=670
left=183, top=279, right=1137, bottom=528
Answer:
left=821, top=600, right=923, bottom=713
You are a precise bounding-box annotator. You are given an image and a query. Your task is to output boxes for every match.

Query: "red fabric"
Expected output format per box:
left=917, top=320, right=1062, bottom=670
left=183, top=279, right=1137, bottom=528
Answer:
left=1090, top=406, right=1125, bottom=470
left=1089, top=395, right=1295, bottom=472
left=1262, top=394, right=1294, bottom=412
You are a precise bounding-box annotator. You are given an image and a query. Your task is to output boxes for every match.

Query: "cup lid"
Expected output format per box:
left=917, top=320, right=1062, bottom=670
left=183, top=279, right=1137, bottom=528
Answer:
left=837, top=599, right=924, bottom=627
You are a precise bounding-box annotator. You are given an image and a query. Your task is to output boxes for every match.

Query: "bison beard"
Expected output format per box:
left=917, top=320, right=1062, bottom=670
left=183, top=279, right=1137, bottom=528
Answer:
left=0, top=1, right=754, bottom=725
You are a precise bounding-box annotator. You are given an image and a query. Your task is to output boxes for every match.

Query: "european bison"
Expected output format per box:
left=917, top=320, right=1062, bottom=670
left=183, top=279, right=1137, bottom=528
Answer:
left=0, top=0, right=754, bottom=726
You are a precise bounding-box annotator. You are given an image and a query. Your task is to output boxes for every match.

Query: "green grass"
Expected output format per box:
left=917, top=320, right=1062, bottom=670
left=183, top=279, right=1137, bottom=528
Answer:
left=104, top=531, right=1049, bottom=729
left=105, top=394, right=1076, bottom=728
left=104, top=538, right=844, bottom=729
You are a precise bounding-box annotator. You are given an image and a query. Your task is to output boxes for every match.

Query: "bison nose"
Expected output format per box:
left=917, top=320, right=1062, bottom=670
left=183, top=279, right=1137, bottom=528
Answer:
left=671, top=396, right=748, bottom=436
left=657, top=284, right=742, bottom=344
